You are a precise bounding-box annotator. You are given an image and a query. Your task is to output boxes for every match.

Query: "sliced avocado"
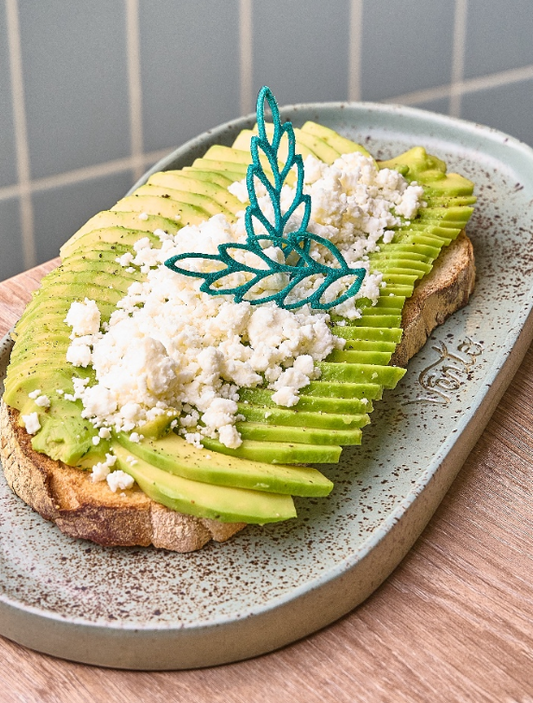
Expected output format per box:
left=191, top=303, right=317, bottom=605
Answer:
left=201, top=436, right=342, bottom=464
left=60, top=211, right=180, bottom=259
left=293, top=128, right=340, bottom=164
left=112, top=194, right=210, bottom=226
left=232, top=126, right=317, bottom=161
left=301, top=121, right=372, bottom=159
left=113, top=444, right=296, bottom=523
left=161, top=168, right=234, bottom=188
left=203, top=144, right=252, bottom=166
left=239, top=388, right=374, bottom=415
left=184, top=163, right=246, bottom=184
left=116, top=431, right=333, bottom=496
left=147, top=171, right=244, bottom=214
left=236, top=402, right=370, bottom=430
left=235, top=421, right=363, bottom=446
left=133, top=183, right=237, bottom=219
left=30, top=397, right=98, bottom=465
left=317, top=362, right=405, bottom=388
left=62, top=225, right=163, bottom=261
left=242, top=122, right=344, bottom=164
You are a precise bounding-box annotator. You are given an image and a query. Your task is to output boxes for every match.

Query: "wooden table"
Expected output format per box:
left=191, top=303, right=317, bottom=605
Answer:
left=0, top=262, right=532, bottom=703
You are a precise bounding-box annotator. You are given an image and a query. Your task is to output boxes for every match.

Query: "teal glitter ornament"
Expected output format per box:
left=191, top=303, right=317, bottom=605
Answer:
left=165, top=86, right=366, bottom=310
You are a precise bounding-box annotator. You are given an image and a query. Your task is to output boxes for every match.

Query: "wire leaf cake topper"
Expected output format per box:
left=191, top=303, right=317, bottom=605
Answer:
left=165, top=86, right=366, bottom=310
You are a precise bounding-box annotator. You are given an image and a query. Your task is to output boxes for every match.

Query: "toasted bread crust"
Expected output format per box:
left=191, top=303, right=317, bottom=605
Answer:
left=0, top=232, right=475, bottom=551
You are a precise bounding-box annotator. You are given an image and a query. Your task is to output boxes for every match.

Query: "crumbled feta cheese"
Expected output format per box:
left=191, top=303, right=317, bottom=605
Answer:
left=117, top=252, right=134, bottom=267
left=21, top=412, right=40, bottom=434
left=90, top=452, right=117, bottom=482
left=107, top=470, right=135, bottom=492
left=28, top=389, right=41, bottom=399
left=91, top=462, right=111, bottom=482
left=66, top=338, right=93, bottom=367
left=64, top=149, right=421, bottom=449
left=34, top=394, right=50, bottom=408
left=65, top=298, right=101, bottom=336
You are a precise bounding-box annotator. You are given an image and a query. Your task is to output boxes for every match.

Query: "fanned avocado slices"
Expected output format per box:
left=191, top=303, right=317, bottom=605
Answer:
left=3, top=121, right=476, bottom=524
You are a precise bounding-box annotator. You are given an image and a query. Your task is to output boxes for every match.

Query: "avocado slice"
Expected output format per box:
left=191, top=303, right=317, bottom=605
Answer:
left=147, top=171, right=244, bottom=214
left=133, top=183, right=237, bottom=220
left=183, top=164, right=246, bottom=184
left=116, top=431, right=333, bottom=496
left=113, top=444, right=296, bottom=523
left=232, top=127, right=317, bottom=161
left=112, top=194, right=210, bottom=225
left=60, top=211, right=180, bottom=259
left=301, top=121, right=373, bottom=160
left=162, top=168, right=235, bottom=188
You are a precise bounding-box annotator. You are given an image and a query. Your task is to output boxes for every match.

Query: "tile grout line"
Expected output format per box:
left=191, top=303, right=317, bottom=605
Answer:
left=0, top=149, right=171, bottom=202
left=239, top=0, right=253, bottom=116
left=125, top=0, right=145, bottom=181
left=348, top=0, right=363, bottom=101
left=450, top=0, right=468, bottom=117
left=5, top=0, right=36, bottom=268
left=387, top=63, right=533, bottom=107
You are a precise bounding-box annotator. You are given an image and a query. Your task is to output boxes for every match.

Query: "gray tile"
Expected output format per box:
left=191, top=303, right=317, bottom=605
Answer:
left=361, top=0, right=455, bottom=101
left=140, top=0, right=241, bottom=153
left=32, top=171, right=134, bottom=264
left=19, top=1, right=130, bottom=179
left=461, top=78, right=533, bottom=147
left=0, top=2, right=18, bottom=188
left=464, top=0, right=533, bottom=79
left=0, top=198, right=25, bottom=281
left=252, top=0, right=351, bottom=106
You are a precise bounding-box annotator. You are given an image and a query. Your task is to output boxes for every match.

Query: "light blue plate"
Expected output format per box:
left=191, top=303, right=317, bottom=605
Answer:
left=1, top=102, right=533, bottom=670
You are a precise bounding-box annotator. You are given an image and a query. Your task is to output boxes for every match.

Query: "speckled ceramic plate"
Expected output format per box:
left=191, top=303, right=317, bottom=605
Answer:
left=1, top=103, right=533, bottom=670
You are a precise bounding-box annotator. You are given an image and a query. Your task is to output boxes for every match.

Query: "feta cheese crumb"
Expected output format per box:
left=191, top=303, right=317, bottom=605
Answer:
left=34, top=394, right=50, bottom=408
left=91, top=462, right=111, bottom=482
left=21, top=412, right=40, bottom=434
left=90, top=452, right=117, bottom=482
left=107, top=470, right=135, bottom=492
left=28, top=389, right=41, bottom=399
left=65, top=298, right=101, bottom=336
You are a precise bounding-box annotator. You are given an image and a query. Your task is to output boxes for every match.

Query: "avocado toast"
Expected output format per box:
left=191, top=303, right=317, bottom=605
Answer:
left=0, top=105, right=476, bottom=552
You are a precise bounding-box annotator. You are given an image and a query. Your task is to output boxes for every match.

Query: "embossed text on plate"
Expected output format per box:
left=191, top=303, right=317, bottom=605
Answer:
left=409, top=337, right=483, bottom=405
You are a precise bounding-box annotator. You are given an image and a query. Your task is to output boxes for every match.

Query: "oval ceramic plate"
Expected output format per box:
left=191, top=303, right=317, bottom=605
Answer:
left=1, top=103, right=533, bottom=670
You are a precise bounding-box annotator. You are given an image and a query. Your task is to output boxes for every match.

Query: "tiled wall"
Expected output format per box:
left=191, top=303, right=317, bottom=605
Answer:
left=1, top=0, right=532, bottom=281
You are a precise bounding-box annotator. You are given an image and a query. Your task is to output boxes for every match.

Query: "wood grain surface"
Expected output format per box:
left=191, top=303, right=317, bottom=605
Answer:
left=0, top=264, right=532, bottom=703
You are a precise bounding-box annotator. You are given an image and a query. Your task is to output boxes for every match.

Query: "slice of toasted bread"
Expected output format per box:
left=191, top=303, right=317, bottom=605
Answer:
left=392, top=230, right=475, bottom=367
left=0, top=231, right=475, bottom=552
left=0, top=402, right=245, bottom=552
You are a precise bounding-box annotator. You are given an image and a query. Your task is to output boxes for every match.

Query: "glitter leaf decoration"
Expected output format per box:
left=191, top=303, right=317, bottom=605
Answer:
left=165, top=86, right=366, bottom=310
